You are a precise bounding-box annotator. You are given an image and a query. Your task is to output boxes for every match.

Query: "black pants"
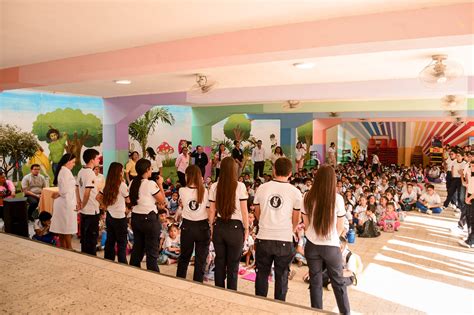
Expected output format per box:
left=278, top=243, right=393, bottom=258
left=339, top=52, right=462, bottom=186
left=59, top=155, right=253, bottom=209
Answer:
left=466, top=196, right=474, bottom=246
left=446, top=171, right=452, bottom=194
left=255, top=239, right=295, bottom=301
left=444, top=178, right=462, bottom=208
left=253, top=161, right=264, bottom=180
left=198, top=166, right=206, bottom=179
left=177, top=171, right=186, bottom=187
left=305, top=240, right=350, bottom=315
left=80, top=213, right=100, bottom=256
left=130, top=212, right=161, bottom=272
left=104, top=213, right=128, bottom=264
left=371, top=163, right=379, bottom=173
left=215, top=168, right=220, bottom=181
left=26, top=195, right=39, bottom=220
left=213, top=218, right=244, bottom=290
left=177, top=219, right=210, bottom=282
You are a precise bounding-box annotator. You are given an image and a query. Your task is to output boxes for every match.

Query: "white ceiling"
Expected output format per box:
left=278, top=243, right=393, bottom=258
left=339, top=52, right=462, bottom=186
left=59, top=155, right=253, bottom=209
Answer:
left=0, top=0, right=467, bottom=68
left=30, top=45, right=474, bottom=97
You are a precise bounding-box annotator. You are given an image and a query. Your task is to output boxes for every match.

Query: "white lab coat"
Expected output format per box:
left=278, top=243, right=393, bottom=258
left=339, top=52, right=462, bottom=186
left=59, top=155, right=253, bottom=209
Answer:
left=50, top=166, right=78, bottom=235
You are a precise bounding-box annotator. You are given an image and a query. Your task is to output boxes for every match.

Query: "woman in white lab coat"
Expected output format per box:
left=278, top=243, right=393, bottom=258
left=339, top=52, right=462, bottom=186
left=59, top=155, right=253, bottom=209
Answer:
left=50, top=153, right=79, bottom=249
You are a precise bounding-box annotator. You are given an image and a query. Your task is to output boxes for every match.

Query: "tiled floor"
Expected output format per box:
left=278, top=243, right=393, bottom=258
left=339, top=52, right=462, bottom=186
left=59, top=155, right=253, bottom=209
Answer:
left=1, top=184, right=473, bottom=314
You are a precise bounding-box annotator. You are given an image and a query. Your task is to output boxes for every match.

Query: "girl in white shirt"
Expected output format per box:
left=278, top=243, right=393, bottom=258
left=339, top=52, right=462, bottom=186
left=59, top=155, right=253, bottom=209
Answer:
left=96, top=162, right=130, bottom=264
left=270, top=146, right=285, bottom=166
left=213, top=143, right=229, bottom=180
left=301, top=165, right=350, bottom=314
left=50, top=153, right=79, bottom=249
left=209, top=157, right=249, bottom=291
left=295, top=142, right=307, bottom=171
left=129, top=159, right=165, bottom=272
left=175, top=147, right=190, bottom=186
left=176, top=165, right=211, bottom=283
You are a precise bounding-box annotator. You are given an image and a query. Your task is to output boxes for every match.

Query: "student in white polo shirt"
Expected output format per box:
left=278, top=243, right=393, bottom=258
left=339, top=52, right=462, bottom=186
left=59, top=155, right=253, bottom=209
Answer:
left=253, top=157, right=302, bottom=301
left=459, top=158, right=474, bottom=248
left=96, top=162, right=130, bottom=264
left=209, top=157, right=249, bottom=291
left=76, top=149, right=101, bottom=256
left=129, top=159, right=165, bottom=272
left=444, top=150, right=466, bottom=210
left=176, top=165, right=211, bottom=283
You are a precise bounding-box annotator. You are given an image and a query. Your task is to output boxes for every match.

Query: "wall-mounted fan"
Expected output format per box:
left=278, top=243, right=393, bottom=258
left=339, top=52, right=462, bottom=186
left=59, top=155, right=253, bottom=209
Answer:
left=282, top=100, right=301, bottom=111
left=441, top=95, right=466, bottom=109
left=189, top=74, right=218, bottom=95
left=419, top=54, right=463, bottom=87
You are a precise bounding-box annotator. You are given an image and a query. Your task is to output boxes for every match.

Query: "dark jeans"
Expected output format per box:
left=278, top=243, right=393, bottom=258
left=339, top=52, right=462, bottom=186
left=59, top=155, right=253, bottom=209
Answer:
left=253, top=161, right=264, bottom=180
left=105, top=213, right=128, bottom=264
left=26, top=195, right=39, bottom=220
left=444, top=178, right=463, bottom=208
left=458, top=185, right=467, bottom=227
left=177, top=218, right=210, bottom=282
left=466, top=196, right=474, bottom=246
left=177, top=171, right=186, bottom=187
left=213, top=218, right=244, bottom=290
left=130, top=212, right=161, bottom=272
left=445, top=171, right=452, bottom=195
left=32, top=232, right=55, bottom=244
left=255, top=239, right=295, bottom=301
left=305, top=240, right=351, bottom=315
left=80, top=213, right=100, bottom=256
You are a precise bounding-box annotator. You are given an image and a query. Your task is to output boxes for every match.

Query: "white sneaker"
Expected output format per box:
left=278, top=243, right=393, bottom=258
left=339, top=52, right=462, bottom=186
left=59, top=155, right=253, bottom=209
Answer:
left=458, top=240, right=473, bottom=248
left=426, top=210, right=433, bottom=215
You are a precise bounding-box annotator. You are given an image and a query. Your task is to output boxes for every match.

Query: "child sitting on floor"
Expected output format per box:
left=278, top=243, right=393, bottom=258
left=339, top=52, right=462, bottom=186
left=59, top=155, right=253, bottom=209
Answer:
left=159, top=224, right=181, bottom=264
left=167, top=191, right=180, bottom=216
left=379, top=202, right=400, bottom=232
left=32, top=211, right=55, bottom=245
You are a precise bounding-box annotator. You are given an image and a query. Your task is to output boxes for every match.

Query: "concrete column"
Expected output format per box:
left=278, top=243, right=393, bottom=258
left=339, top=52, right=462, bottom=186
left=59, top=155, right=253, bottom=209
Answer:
left=312, top=119, right=342, bottom=165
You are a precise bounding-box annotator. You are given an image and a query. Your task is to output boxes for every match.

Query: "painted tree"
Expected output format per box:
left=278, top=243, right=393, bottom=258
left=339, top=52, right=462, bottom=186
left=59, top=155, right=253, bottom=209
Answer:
left=297, top=121, right=313, bottom=159
left=129, top=107, right=175, bottom=157
left=223, top=114, right=251, bottom=142
left=32, top=108, right=102, bottom=166
left=0, top=124, right=39, bottom=178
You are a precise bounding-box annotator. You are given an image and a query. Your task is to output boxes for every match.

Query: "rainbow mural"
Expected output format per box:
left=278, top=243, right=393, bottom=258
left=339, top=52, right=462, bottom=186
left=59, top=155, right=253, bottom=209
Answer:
left=410, top=121, right=474, bottom=154
left=339, top=122, right=406, bottom=151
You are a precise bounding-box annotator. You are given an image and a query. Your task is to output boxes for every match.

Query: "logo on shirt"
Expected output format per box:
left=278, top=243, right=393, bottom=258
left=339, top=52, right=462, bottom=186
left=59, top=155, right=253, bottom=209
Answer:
left=268, top=194, right=283, bottom=210
left=189, top=200, right=199, bottom=211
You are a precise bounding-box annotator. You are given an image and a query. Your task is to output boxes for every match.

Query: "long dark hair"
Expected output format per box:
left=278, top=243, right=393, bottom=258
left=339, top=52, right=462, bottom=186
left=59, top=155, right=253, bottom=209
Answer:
left=53, top=153, right=76, bottom=186
left=129, top=159, right=151, bottom=207
left=304, top=165, right=336, bottom=238
left=102, top=162, right=124, bottom=207
left=146, top=147, right=156, bottom=160
left=185, top=165, right=205, bottom=204
left=218, top=143, right=225, bottom=161
left=0, top=171, right=12, bottom=196
left=215, top=157, right=237, bottom=221
left=274, top=146, right=283, bottom=155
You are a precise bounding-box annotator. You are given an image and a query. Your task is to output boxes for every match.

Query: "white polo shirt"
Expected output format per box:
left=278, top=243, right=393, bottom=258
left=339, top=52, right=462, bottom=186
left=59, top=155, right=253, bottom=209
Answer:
left=466, top=166, right=474, bottom=195
left=77, top=168, right=99, bottom=215
left=252, top=147, right=265, bottom=162
left=253, top=180, right=302, bottom=242
left=419, top=192, right=441, bottom=207
left=209, top=181, right=248, bottom=222
left=179, top=186, right=209, bottom=221
left=302, top=193, right=346, bottom=247
left=101, top=182, right=129, bottom=219
left=446, top=158, right=455, bottom=172
left=452, top=160, right=467, bottom=178
left=131, top=179, right=160, bottom=214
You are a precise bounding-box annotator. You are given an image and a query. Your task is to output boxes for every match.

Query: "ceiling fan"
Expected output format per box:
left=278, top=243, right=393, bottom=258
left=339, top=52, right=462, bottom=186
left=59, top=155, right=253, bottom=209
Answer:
left=189, top=74, right=218, bottom=95
left=441, top=95, right=466, bottom=109
left=329, top=112, right=339, bottom=118
left=419, top=54, right=463, bottom=87
left=282, top=100, right=301, bottom=111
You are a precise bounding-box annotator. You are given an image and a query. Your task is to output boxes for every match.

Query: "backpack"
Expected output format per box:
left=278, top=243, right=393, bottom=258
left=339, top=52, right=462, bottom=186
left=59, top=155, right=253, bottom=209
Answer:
left=358, top=219, right=381, bottom=238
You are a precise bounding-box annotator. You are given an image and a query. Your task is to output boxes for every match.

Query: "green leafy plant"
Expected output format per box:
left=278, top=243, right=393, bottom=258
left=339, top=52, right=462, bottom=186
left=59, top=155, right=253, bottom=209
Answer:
left=0, top=124, right=39, bottom=178
left=129, top=107, right=175, bottom=157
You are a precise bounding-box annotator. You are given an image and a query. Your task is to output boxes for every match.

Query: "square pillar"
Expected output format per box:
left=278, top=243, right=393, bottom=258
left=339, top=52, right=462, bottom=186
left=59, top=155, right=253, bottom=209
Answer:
left=281, top=127, right=296, bottom=171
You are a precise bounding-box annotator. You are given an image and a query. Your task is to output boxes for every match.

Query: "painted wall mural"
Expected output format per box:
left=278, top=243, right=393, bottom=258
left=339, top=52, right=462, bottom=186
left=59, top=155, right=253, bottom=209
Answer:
left=0, top=90, right=103, bottom=180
